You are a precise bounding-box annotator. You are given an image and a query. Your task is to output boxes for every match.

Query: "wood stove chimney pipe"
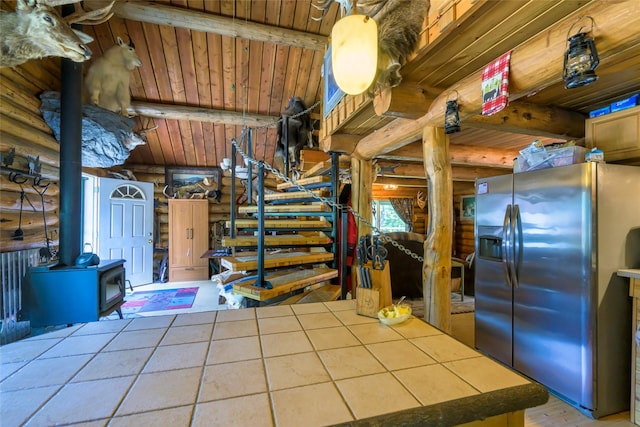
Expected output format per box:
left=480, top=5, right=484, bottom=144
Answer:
left=58, top=4, right=83, bottom=266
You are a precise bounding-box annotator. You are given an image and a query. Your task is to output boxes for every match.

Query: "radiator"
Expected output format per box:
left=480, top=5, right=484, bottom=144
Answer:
left=1, top=249, right=39, bottom=344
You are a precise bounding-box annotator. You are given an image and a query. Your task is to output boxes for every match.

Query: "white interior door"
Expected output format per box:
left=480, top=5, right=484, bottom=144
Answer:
left=98, top=177, right=154, bottom=286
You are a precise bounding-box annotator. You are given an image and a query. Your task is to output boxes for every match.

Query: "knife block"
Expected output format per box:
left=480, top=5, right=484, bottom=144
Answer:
left=355, top=262, right=392, bottom=318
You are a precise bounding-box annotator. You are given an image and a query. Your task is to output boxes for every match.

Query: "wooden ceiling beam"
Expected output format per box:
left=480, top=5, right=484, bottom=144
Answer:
left=356, top=101, right=584, bottom=160
left=320, top=133, right=361, bottom=154
left=376, top=160, right=510, bottom=182
left=114, top=1, right=327, bottom=51
left=373, top=177, right=427, bottom=188
left=128, top=101, right=278, bottom=127
left=465, top=101, right=585, bottom=140
left=354, top=0, right=640, bottom=160
left=379, top=142, right=519, bottom=168
left=371, top=182, right=478, bottom=198
left=372, top=187, right=422, bottom=199
left=372, top=83, right=439, bottom=119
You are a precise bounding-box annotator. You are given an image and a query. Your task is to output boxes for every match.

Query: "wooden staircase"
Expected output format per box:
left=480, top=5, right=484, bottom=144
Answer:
left=219, top=150, right=343, bottom=306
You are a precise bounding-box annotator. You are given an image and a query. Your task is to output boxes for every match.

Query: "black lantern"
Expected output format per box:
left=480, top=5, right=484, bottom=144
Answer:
left=444, top=99, right=460, bottom=134
left=563, top=18, right=599, bottom=89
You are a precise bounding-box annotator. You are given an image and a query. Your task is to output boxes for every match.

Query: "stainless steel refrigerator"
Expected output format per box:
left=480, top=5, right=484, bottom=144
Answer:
left=474, top=162, right=640, bottom=418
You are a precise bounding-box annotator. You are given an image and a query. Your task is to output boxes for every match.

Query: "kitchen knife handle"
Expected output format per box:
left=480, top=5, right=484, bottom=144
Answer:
left=365, top=268, right=372, bottom=289
left=502, top=205, right=512, bottom=288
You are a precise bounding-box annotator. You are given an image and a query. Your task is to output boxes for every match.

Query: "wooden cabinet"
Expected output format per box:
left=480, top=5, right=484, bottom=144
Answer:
left=585, top=105, right=640, bottom=162
left=620, top=269, right=640, bottom=425
left=168, top=199, right=209, bottom=282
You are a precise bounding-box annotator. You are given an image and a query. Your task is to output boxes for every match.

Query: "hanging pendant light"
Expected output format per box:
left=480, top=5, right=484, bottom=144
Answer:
left=331, top=14, right=378, bottom=95
left=444, top=92, right=460, bottom=134
left=563, top=17, right=600, bottom=89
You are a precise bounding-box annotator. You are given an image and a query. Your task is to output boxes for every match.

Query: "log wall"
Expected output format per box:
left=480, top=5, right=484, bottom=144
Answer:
left=0, top=57, right=257, bottom=256
left=124, top=164, right=277, bottom=251
left=453, top=182, right=476, bottom=258
left=0, top=58, right=62, bottom=253
left=371, top=184, right=474, bottom=250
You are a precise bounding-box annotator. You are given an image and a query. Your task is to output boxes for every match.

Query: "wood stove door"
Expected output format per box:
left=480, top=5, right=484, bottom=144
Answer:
left=97, top=178, right=154, bottom=286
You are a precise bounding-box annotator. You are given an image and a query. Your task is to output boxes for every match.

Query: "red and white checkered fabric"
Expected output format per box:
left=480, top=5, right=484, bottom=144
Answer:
left=481, top=51, right=512, bottom=116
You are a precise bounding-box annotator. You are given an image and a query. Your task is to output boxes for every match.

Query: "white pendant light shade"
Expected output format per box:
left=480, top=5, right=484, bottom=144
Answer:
left=331, top=14, right=378, bottom=95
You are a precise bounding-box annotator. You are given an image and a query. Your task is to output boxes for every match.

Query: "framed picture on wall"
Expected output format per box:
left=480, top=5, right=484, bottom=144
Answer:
left=165, top=166, right=222, bottom=199
left=323, top=43, right=345, bottom=118
left=460, top=195, right=476, bottom=222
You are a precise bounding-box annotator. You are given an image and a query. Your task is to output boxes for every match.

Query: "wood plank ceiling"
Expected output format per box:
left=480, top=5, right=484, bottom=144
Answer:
left=8, top=0, right=640, bottom=177
left=82, top=0, right=338, bottom=169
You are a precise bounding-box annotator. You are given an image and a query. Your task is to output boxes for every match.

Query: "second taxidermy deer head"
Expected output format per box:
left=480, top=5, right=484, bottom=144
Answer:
left=0, top=0, right=115, bottom=68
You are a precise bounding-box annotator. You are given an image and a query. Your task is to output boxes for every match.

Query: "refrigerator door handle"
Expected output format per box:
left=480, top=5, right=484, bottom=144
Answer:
left=509, top=204, right=520, bottom=288
left=502, top=204, right=512, bottom=287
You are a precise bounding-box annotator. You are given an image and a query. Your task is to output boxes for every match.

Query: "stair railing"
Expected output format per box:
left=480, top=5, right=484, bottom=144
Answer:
left=247, top=129, right=254, bottom=206
left=229, top=141, right=237, bottom=239
left=330, top=151, right=340, bottom=266
left=283, top=116, right=290, bottom=178
left=254, top=161, right=272, bottom=289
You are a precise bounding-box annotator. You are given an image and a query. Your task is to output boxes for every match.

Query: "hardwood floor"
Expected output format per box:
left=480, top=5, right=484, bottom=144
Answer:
left=525, top=395, right=634, bottom=426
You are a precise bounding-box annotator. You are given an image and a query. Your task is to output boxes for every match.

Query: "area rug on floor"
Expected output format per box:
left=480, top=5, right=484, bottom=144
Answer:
left=407, top=295, right=475, bottom=319
left=451, top=295, right=475, bottom=314
left=121, top=287, right=199, bottom=314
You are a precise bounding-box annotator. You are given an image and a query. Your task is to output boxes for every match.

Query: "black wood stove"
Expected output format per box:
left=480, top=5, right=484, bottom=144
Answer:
left=22, top=259, right=125, bottom=327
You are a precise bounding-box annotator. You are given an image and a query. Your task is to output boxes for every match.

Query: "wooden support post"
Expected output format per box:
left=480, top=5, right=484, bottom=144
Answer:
left=422, top=126, right=452, bottom=333
left=351, top=157, right=373, bottom=238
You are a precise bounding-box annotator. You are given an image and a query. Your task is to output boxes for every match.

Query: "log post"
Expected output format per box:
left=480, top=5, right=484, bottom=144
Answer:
left=350, top=157, right=374, bottom=238
left=422, top=126, right=452, bottom=332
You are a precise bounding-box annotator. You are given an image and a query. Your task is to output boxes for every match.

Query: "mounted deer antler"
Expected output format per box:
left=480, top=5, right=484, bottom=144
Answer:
left=45, top=0, right=115, bottom=25
left=311, top=0, right=352, bottom=21
left=0, top=0, right=116, bottom=68
left=416, top=190, right=427, bottom=210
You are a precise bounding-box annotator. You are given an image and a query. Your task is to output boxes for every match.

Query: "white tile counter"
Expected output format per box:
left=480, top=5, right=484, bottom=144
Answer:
left=0, top=300, right=548, bottom=426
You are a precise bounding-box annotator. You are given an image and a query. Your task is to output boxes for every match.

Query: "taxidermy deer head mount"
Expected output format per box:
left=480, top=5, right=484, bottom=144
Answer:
left=0, top=0, right=115, bottom=68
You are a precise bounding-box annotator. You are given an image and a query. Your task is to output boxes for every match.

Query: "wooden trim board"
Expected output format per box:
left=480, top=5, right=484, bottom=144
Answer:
left=296, top=284, right=341, bottom=303
left=302, top=161, right=332, bottom=178
left=226, top=218, right=331, bottom=229
left=233, top=267, right=339, bottom=300
left=277, top=175, right=331, bottom=190
left=263, top=189, right=330, bottom=201
left=220, top=251, right=334, bottom=271
left=239, top=203, right=329, bottom=214
left=221, top=232, right=332, bottom=247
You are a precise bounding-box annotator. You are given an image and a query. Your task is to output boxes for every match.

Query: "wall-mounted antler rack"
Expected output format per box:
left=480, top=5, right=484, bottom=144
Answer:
left=0, top=148, right=45, bottom=184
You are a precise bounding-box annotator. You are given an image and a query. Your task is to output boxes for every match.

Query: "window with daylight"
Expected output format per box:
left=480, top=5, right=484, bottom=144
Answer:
left=372, top=200, right=410, bottom=233
left=110, top=184, right=145, bottom=200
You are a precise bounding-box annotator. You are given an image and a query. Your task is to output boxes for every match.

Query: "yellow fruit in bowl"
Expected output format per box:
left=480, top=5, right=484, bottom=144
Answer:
left=378, top=304, right=412, bottom=325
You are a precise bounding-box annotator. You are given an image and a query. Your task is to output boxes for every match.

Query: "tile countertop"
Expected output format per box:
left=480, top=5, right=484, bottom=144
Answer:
left=619, top=269, right=640, bottom=280
left=0, top=300, right=548, bottom=427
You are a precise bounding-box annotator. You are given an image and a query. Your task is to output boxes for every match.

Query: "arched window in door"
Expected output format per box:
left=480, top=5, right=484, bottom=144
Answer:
left=110, top=184, right=146, bottom=200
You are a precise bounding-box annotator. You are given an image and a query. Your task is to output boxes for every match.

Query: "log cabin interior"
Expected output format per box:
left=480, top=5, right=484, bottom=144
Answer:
left=1, top=0, right=640, bottom=425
